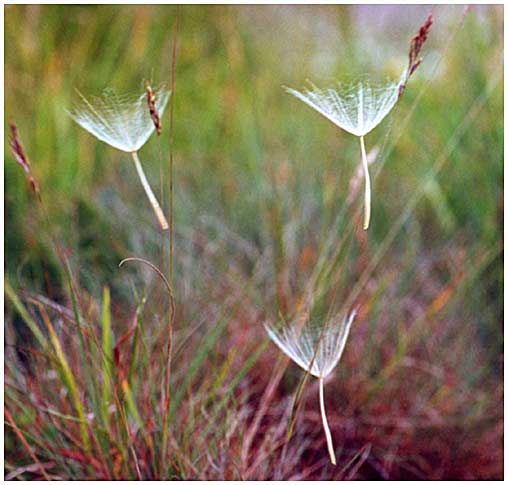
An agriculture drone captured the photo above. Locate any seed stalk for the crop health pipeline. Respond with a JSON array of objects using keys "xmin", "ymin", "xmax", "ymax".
[
  {"xmin": 359, "ymin": 135, "xmax": 371, "ymax": 230},
  {"xmin": 319, "ymin": 377, "xmax": 336, "ymax": 465},
  {"xmin": 131, "ymin": 151, "xmax": 168, "ymax": 230}
]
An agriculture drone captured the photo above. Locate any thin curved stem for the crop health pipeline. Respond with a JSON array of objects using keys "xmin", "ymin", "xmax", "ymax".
[
  {"xmin": 319, "ymin": 377, "xmax": 336, "ymax": 465},
  {"xmin": 359, "ymin": 135, "xmax": 371, "ymax": 230},
  {"xmin": 131, "ymin": 151, "xmax": 168, "ymax": 230}
]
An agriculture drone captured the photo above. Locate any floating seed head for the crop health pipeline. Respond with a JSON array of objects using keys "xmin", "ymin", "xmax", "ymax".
[
  {"xmin": 286, "ymin": 73, "xmax": 405, "ymax": 230},
  {"xmin": 265, "ymin": 308, "xmax": 357, "ymax": 465},
  {"xmin": 264, "ymin": 309, "xmax": 356, "ymax": 379},
  {"xmin": 68, "ymin": 84, "xmax": 170, "ymax": 152},
  {"xmin": 286, "ymin": 77, "xmax": 403, "ymax": 137}
]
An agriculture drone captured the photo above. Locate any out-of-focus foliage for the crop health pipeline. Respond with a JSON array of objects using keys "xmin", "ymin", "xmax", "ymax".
[{"xmin": 5, "ymin": 5, "xmax": 503, "ymax": 480}]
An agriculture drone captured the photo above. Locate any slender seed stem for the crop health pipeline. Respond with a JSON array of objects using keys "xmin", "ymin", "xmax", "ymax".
[
  {"xmin": 319, "ymin": 377, "xmax": 336, "ymax": 465},
  {"xmin": 359, "ymin": 135, "xmax": 371, "ymax": 230},
  {"xmin": 131, "ymin": 151, "xmax": 168, "ymax": 230}
]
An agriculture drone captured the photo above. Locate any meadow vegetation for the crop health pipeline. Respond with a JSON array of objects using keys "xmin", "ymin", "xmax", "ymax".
[{"xmin": 4, "ymin": 5, "xmax": 503, "ymax": 479}]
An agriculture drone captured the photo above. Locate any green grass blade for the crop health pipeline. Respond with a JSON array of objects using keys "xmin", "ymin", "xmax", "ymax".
[
  {"xmin": 101, "ymin": 286, "xmax": 113, "ymax": 428},
  {"xmin": 40, "ymin": 309, "xmax": 91, "ymax": 452},
  {"xmin": 5, "ymin": 279, "xmax": 47, "ymax": 348}
]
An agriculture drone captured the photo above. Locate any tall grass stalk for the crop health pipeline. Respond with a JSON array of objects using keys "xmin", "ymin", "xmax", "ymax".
[
  {"xmin": 131, "ymin": 151, "xmax": 168, "ymax": 230},
  {"xmin": 160, "ymin": 12, "xmax": 179, "ymax": 472}
]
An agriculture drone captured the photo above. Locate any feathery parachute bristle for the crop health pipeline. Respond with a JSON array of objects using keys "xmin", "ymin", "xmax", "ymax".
[
  {"xmin": 265, "ymin": 308, "xmax": 357, "ymax": 465},
  {"xmin": 285, "ymin": 77, "xmax": 402, "ymax": 137},
  {"xmin": 68, "ymin": 85, "xmax": 170, "ymax": 152},
  {"xmin": 264, "ymin": 309, "xmax": 356, "ymax": 379}
]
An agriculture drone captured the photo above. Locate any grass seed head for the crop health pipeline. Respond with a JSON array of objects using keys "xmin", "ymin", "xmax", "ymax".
[
  {"xmin": 9, "ymin": 122, "xmax": 39, "ymax": 195},
  {"xmin": 409, "ymin": 14, "xmax": 433, "ymax": 73},
  {"xmin": 399, "ymin": 13, "xmax": 433, "ymax": 99},
  {"xmin": 145, "ymin": 80, "xmax": 162, "ymax": 136}
]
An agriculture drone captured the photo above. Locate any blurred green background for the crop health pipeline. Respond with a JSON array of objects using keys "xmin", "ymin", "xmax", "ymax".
[
  {"xmin": 5, "ymin": 3, "xmax": 503, "ymax": 353},
  {"xmin": 5, "ymin": 4, "xmax": 503, "ymax": 479}
]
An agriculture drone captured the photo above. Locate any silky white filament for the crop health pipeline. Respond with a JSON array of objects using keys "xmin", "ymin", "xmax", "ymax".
[{"xmin": 68, "ymin": 86, "xmax": 170, "ymax": 153}]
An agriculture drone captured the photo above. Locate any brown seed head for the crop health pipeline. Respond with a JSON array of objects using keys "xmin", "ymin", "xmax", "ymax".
[
  {"xmin": 9, "ymin": 122, "xmax": 39, "ymax": 194},
  {"xmin": 408, "ymin": 14, "xmax": 433, "ymax": 77},
  {"xmin": 399, "ymin": 14, "xmax": 433, "ymax": 100},
  {"xmin": 145, "ymin": 81, "xmax": 162, "ymax": 136}
]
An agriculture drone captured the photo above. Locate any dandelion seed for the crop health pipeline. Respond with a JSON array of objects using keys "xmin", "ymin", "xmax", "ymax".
[
  {"xmin": 286, "ymin": 77, "xmax": 403, "ymax": 230},
  {"xmin": 287, "ymin": 15, "xmax": 432, "ymax": 231},
  {"xmin": 68, "ymin": 84, "xmax": 170, "ymax": 230},
  {"xmin": 264, "ymin": 309, "xmax": 356, "ymax": 465}
]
